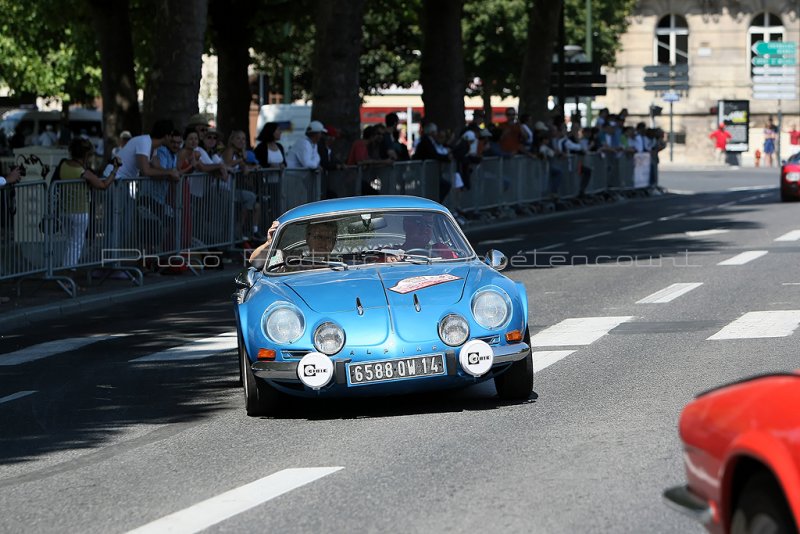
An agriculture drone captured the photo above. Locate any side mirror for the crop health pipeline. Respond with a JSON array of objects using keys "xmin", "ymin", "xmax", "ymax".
[
  {"xmin": 484, "ymin": 250, "xmax": 508, "ymax": 271},
  {"xmin": 235, "ymin": 266, "xmax": 258, "ymax": 289}
]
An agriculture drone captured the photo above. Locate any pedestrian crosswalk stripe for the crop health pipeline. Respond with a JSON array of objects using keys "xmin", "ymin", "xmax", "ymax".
[
  {"xmin": 0, "ymin": 335, "xmax": 128, "ymax": 366},
  {"xmin": 775, "ymin": 230, "xmax": 800, "ymax": 242},
  {"xmin": 130, "ymin": 331, "xmax": 237, "ymax": 362},
  {"xmin": 530, "ymin": 317, "xmax": 634, "ymax": 347},
  {"xmin": 125, "ymin": 467, "xmax": 343, "ymax": 534},
  {"xmin": 533, "ymin": 351, "xmax": 576, "ymax": 373},
  {"xmin": 708, "ymin": 311, "xmax": 800, "ymax": 340},
  {"xmin": 0, "ymin": 391, "xmax": 36, "ymax": 404},
  {"xmin": 637, "ymin": 283, "xmax": 703, "ymax": 304},
  {"xmin": 717, "ymin": 250, "xmax": 768, "ymax": 266}
]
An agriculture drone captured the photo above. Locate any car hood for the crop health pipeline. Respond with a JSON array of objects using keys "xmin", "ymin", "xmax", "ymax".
[{"xmin": 281, "ymin": 264, "xmax": 471, "ymax": 313}]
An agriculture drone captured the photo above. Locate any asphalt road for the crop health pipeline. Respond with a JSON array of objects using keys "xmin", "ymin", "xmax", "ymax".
[{"xmin": 1, "ymin": 167, "xmax": 797, "ymax": 533}]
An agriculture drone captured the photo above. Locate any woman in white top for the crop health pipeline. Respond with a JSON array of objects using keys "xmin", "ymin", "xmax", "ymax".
[{"xmin": 253, "ymin": 122, "xmax": 286, "ymax": 168}]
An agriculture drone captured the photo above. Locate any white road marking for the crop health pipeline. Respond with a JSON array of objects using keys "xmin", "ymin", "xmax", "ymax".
[
  {"xmin": 728, "ymin": 185, "xmax": 778, "ymax": 192},
  {"xmin": 782, "ymin": 283, "xmax": 800, "ymax": 286},
  {"xmin": 0, "ymin": 335, "xmax": 128, "ymax": 366},
  {"xmin": 130, "ymin": 331, "xmax": 237, "ymax": 362},
  {"xmin": 636, "ymin": 283, "xmax": 703, "ymax": 304},
  {"xmin": 575, "ymin": 231, "xmax": 612, "ymax": 242},
  {"xmin": 667, "ymin": 189, "xmax": 695, "ymax": 195},
  {"xmin": 533, "ymin": 351, "xmax": 576, "ymax": 373},
  {"xmin": 689, "ymin": 206, "xmax": 715, "ymax": 214},
  {"xmin": 717, "ymin": 250, "xmax": 768, "ymax": 266},
  {"xmin": 0, "ymin": 391, "xmax": 36, "ymax": 404},
  {"xmin": 525, "ymin": 242, "xmax": 565, "ymax": 253},
  {"xmin": 619, "ymin": 221, "xmax": 652, "ymax": 231},
  {"xmin": 530, "ymin": 317, "xmax": 634, "ymax": 347},
  {"xmin": 685, "ymin": 229, "xmax": 729, "ymax": 237},
  {"xmin": 775, "ymin": 230, "xmax": 800, "ymax": 242},
  {"xmin": 126, "ymin": 467, "xmax": 343, "ymax": 534},
  {"xmin": 658, "ymin": 212, "xmax": 686, "ymax": 221},
  {"xmin": 708, "ymin": 311, "xmax": 800, "ymax": 340}
]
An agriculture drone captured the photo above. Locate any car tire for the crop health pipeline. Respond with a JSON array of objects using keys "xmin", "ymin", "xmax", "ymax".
[
  {"xmin": 494, "ymin": 329, "xmax": 534, "ymax": 400},
  {"xmin": 730, "ymin": 471, "xmax": 797, "ymax": 534},
  {"xmin": 236, "ymin": 330, "xmax": 245, "ymax": 387},
  {"xmin": 241, "ymin": 336, "xmax": 281, "ymax": 416},
  {"xmin": 780, "ymin": 190, "xmax": 791, "ymax": 202}
]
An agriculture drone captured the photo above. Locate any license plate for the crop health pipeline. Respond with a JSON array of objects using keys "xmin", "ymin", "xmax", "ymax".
[{"xmin": 347, "ymin": 354, "xmax": 445, "ymax": 386}]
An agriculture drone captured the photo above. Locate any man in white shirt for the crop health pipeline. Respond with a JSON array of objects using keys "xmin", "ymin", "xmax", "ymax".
[
  {"xmin": 116, "ymin": 120, "xmax": 180, "ymax": 181},
  {"xmin": 0, "ymin": 166, "xmax": 21, "ymax": 187},
  {"xmin": 286, "ymin": 120, "xmax": 326, "ymax": 169},
  {"xmin": 37, "ymin": 125, "xmax": 58, "ymax": 147}
]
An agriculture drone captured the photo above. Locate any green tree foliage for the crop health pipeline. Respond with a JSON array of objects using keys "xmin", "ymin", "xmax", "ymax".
[
  {"xmin": 360, "ymin": 0, "xmax": 422, "ymax": 93},
  {"xmin": 564, "ymin": 0, "xmax": 636, "ymax": 67},
  {"xmin": 462, "ymin": 0, "xmax": 527, "ymax": 99},
  {"xmin": 0, "ymin": 0, "xmax": 100, "ymax": 104}
]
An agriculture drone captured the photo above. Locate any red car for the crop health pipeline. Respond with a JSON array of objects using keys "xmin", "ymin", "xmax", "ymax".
[
  {"xmin": 781, "ymin": 153, "xmax": 800, "ymax": 202},
  {"xmin": 663, "ymin": 372, "xmax": 800, "ymax": 533}
]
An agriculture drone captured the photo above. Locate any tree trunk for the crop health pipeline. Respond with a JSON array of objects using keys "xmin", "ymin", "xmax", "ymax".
[
  {"xmin": 142, "ymin": 0, "xmax": 208, "ymax": 134},
  {"xmin": 209, "ymin": 0, "xmax": 253, "ymax": 143},
  {"xmin": 519, "ymin": 0, "xmax": 563, "ymax": 122},
  {"xmin": 482, "ymin": 81, "xmax": 492, "ymax": 127},
  {"xmin": 311, "ymin": 0, "xmax": 366, "ymax": 160},
  {"xmin": 420, "ymin": 0, "xmax": 465, "ymax": 136},
  {"xmin": 89, "ymin": 0, "xmax": 142, "ymax": 160}
]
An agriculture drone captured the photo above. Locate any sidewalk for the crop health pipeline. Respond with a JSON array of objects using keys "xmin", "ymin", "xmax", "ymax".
[{"xmin": 0, "ymin": 264, "xmax": 235, "ymax": 334}]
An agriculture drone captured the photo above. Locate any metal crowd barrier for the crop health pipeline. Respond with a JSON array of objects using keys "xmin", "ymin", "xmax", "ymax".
[{"xmin": 1, "ymin": 154, "xmax": 656, "ymax": 296}]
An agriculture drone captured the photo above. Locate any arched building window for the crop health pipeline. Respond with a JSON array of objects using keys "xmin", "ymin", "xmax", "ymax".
[
  {"xmin": 655, "ymin": 15, "xmax": 689, "ymax": 65},
  {"xmin": 748, "ymin": 12, "xmax": 785, "ymax": 77}
]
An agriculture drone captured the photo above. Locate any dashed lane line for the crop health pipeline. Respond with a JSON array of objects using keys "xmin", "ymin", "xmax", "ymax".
[
  {"xmin": 658, "ymin": 212, "xmax": 686, "ymax": 221},
  {"xmin": 530, "ymin": 317, "xmax": 634, "ymax": 347},
  {"xmin": 126, "ymin": 467, "xmax": 344, "ymax": 534},
  {"xmin": 717, "ymin": 250, "xmax": 768, "ymax": 266},
  {"xmin": 0, "ymin": 335, "xmax": 129, "ymax": 366},
  {"xmin": 775, "ymin": 230, "xmax": 800, "ymax": 242},
  {"xmin": 130, "ymin": 331, "xmax": 237, "ymax": 362},
  {"xmin": 708, "ymin": 311, "xmax": 800, "ymax": 340},
  {"xmin": 619, "ymin": 221, "xmax": 653, "ymax": 231},
  {"xmin": 533, "ymin": 351, "xmax": 577, "ymax": 373},
  {"xmin": 574, "ymin": 231, "xmax": 612, "ymax": 242},
  {"xmin": 636, "ymin": 283, "xmax": 703, "ymax": 304},
  {"xmin": 0, "ymin": 391, "xmax": 36, "ymax": 405}
]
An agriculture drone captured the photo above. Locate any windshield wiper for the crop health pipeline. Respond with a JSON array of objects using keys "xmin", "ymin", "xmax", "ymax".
[
  {"xmin": 293, "ymin": 257, "xmax": 349, "ymax": 271},
  {"xmin": 360, "ymin": 249, "xmax": 432, "ymax": 265}
]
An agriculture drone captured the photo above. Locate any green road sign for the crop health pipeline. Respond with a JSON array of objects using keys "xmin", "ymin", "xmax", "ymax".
[
  {"xmin": 751, "ymin": 41, "xmax": 797, "ymax": 56},
  {"xmin": 752, "ymin": 56, "xmax": 797, "ymax": 67}
]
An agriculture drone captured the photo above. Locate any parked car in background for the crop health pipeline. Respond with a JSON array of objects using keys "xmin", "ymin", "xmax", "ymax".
[
  {"xmin": 663, "ymin": 372, "xmax": 800, "ymax": 534},
  {"xmin": 234, "ymin": 196, "xmax": 533, "ymax": 416},
  {"xmin": 780, "ymin": 152, "xmax": 800, "ymax": 202}
]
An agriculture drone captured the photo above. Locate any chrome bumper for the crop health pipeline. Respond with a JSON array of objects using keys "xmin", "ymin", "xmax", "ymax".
[
  {"xmin": 252, "ymin": 342, "xmax": 531, "ymax": 382},
  {"xmin": 663, "ymin": 486, "xmax": 712, "ymax": 525}
]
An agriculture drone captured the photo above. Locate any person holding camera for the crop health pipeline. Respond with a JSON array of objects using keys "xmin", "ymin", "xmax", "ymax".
[
  {"xmin": 0, "ymin": 166, "xmax": 22, "ymax": 187},
  {"xmin": 58, "ymin": 138, "xmax": 118, "ymax": 268}
]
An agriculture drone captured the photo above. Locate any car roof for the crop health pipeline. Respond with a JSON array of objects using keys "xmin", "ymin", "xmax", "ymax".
[{"xmin": 279, "ymin": 196, "xmax": 450, "ymax": 222}]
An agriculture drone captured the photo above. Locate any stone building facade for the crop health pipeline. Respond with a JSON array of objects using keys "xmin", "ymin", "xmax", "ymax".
[{"xmin": 600, "ymin": 0, "xmax": 799, "ymax": 164}]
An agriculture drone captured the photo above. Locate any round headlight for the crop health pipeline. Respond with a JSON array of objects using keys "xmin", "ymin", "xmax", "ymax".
[
  {"xmin": 471, "ymin": 288, "xmax": 511, "ymax": 329},
  {"xmin": 262, "ymin": 303, "xmax": 305, "ymax": 344},
  {"xmin": 439, "ymin": 314, "xmax": 470, "ymax": 346},
  {"xmin": 313, "ymin": 322, "xmax": 345, "ymax": 355}
]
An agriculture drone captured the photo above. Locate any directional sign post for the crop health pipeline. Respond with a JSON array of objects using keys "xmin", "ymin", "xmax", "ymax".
[
  {"xmin": 642, "ymin": 64, "xmax": 690, "ymax": 162},
  {"xmin": 750, "ymin": 41, "xmax": 799, "ymax": 162}
]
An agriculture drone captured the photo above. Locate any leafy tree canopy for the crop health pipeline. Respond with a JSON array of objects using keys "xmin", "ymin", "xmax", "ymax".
[{"xmin": 0, "ymin": 0, "xmax": 100, "ymax": 104}]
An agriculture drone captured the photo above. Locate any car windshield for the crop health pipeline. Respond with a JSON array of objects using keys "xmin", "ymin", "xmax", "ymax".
[
  {"xmin": 265, "ymin": 210, "xmax": 474, "ymax": 273},
  {"xmin": 788, "ymin": 152, "xmax": 800, "ymax": 164}
]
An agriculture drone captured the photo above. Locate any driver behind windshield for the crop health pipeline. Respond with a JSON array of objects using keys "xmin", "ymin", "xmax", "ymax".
[{"xmin": 393, "ymin": 214, "xmax": 457, "ymax": 260}]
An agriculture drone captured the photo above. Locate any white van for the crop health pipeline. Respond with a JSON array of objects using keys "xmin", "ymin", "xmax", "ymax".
[
  {"xmin": 0, "ymin": 108, "xmax": 103, "ymax": 146},
  {"xmin": 255, "ymin": 104, "xmax": 312, "ymax": 151}
]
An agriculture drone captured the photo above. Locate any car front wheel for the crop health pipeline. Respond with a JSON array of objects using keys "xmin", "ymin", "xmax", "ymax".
[
  {"xmin": 494, "ymin": 329, "xmax": 534, "ymax": 400},
  {"xmin": 241, "ymin": 338, "xmax": 281, "ymax": 416},
  {"xmin": 730, "ymin": 471, "xmax": 797, "ymax": 534}
]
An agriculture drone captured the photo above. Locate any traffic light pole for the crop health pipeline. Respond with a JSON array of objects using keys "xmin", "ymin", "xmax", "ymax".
[{"xmin": 669, "ymin": 101, "xmax": 674, "ymax": 162}]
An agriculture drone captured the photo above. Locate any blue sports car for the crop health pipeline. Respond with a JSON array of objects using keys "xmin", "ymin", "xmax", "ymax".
[{"xmin": 234, "ymin": 196, "xmax": 532, "ymax": 415}]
